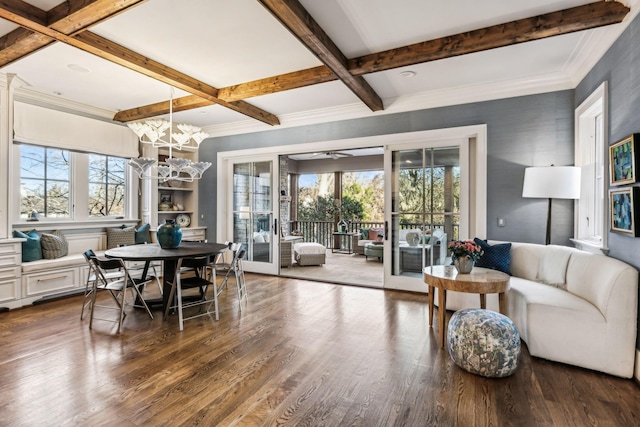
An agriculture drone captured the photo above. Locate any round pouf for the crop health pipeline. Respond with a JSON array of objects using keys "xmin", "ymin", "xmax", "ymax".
[{"xmin": 447, "ymin": 308, "xmax": 520, "ymax": 378}]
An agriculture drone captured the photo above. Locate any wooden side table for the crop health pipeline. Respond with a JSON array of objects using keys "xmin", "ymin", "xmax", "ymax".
[{"xmin": 423, "ymin": 265, "xmax": 510, "ymax": 348}]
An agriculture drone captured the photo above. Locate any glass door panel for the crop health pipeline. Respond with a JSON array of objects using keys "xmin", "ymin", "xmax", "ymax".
[
  {"xmin": 231, "ymin": 159, "xmax": 277, "ymax": 274},
  {"xmin": 386, "ymin": 144, "xmax": 462, "ymax": 290}
]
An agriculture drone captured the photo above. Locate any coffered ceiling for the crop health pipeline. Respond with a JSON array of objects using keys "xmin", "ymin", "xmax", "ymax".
[{"xmin": 0, "ymin": 0, "xmax": 637, "ymax": 137}]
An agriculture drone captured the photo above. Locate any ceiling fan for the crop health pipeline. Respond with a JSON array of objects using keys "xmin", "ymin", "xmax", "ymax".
[{"xmin": 312, "ymin": 151, "xmax": 354, "ymax": 159}]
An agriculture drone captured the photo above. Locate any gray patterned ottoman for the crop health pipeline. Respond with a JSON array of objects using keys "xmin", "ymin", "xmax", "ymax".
[{"xmin": 447, "ymin": 308, "xmax": 520, "ymax": 378}]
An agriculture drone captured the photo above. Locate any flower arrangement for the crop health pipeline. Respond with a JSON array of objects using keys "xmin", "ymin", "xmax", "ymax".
[{"xmin": 448, "ymin": 240, "xmax": 484, "ymax": 262}]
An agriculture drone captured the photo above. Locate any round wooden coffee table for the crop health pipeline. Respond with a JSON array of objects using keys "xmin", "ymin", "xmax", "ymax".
[{"xmin": 423, "ymin": 265, "xmax": 510, "ymax": 348}]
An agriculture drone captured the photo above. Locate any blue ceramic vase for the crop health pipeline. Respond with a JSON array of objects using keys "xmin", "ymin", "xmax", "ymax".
[{"xmin": 157, "ymin": 219, "xmax": 182, "ymax": 248}]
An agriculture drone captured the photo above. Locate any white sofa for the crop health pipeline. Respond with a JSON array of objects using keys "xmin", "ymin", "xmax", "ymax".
[{"xmin": 436, "ymin": 241, "xmax": 638, "ymax": 378}]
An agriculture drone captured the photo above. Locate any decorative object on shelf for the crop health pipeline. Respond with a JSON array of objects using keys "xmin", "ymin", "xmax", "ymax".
[
  {"xmin": 448, "ymin": 240, "xmax": 483, "ymax": 274},
  {"xmin": 522, "ymin": 165, "xmax": 581, "ymax": 245},
  {"xmin": 405, "ymin": 231, "xmax": 419, "ymax": 246},
  {"xmin": 609, "ymin": 134, "xmax": 639, "ymax": 186},
  {"xmin": 176, "ymin": 213, "xmax": 191, "ymax": 227},
  {"xmin": 127, "ymin": 87, "xmax": 212, "ymax": 183},
  {"xmin": 610, "ymin": 187, "xmax": 640, "ymax": 236},
  {"xmin": 157, "ymin": 219, "xmax": 182, "ymax": 248}
]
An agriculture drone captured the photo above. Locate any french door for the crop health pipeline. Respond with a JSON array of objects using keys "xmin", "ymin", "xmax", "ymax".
[
  {"xmin": 384, "ymin": 138, "xmax": 470, "ymax": 292},
  {"xmin": 226, "ymin": 155, "xmax": 279, "ymax": 275}
]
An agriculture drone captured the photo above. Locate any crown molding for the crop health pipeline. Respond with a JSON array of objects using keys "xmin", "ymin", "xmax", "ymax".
[
  {"xmin": 12, "ymin": 85, "xmax": 117, "ymax": 121},
  {"xmin": 564, "ymin": 1, "xmax": 640, "ymax": 86},
  {"xmin": 202, "ymin": 71, "xmax": 574, "ymax": 138}
]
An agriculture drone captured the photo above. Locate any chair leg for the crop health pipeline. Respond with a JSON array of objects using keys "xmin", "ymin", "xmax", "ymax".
[
  {"xmin": 80, "ymin": 269, "xmax": 94, "ymax": 320},
  {"xmin": 176, "ymin": 274, "xmax": 184, "ymax": 331}
]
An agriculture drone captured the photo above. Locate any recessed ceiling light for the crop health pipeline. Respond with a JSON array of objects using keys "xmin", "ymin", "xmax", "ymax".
[
  {"xmin": 53, "ymin": 91, "xmax": 62, "ymax": 96},
  {"xmin": 400, "ymin": 70, "xmax": 416, "ymax": 78},
  {"xmin": 67, "ymin": 64, "xmax": 90, "ymax": 73}
]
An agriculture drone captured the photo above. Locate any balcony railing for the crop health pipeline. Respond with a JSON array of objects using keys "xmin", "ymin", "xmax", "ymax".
[{"xmin": 289, "ymin": 220, "xmax": 458, "ymax": 249}]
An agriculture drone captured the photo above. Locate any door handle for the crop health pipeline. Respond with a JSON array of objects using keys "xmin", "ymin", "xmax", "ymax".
[
  {"xmin": 385, "ymin": 221, "xmax": 389, "ymax": 241},
  {"xmin": 274, "ymin": 218, "xmax": 278, "ymax": 235}
]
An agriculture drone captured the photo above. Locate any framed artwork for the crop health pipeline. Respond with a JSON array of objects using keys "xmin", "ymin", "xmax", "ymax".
[
  {"xmin": 610, "ymin": 187, "xmax": 640, "ymax": 236},
  {"xmin": 609, "ymin": 134, "xmax": 640, "ymax": 186}
]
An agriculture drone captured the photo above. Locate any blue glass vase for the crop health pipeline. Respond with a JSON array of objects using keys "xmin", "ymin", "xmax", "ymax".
[{"xmin": 157, "ymin": 219, "xmax": 182, "ymax": 248}]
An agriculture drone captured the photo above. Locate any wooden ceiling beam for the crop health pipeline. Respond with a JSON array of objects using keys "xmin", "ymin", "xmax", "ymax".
[
  {"xmin": 350, "ymin": 1, "xmax": 631, "ymax": 75},
  {"xmin": 0, "ymin": 3, "xmax": 280, "ymax": 126},
  {"xmin": 117, "ymin": 1, "xmax": 628, "ymax": 122},
  {"xmin": 258, "ymin": 0, "xmax": 383, "ymax": 111},
  {"xmin": 0, "ymin": 0, "xmax": 147, "ymax": 67}
]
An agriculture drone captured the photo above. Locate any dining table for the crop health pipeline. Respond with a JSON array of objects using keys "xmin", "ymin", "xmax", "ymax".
[{"xmin": 104, "ymin": 242, "xmax": 229, "ymax": 311}]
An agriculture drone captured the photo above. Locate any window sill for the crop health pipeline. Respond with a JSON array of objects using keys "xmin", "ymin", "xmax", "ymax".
[
  {"xmin": 13, "ymin": 218, "xmax": 140, "ymax": 231},
  {"xmin": 570, "ymin": 238, "xmax": 608, "ymax": 255}
]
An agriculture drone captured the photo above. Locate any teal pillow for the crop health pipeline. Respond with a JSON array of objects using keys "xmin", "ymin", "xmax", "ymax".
[
  {"xmin": 473, "ymin": 238, "xmax": 512, "ymax": 275},
  {"xmin": 13, "ymin": 229, "xmax": 43, "ymax": 262},
  {"xmin": 360, "ymin": 228, "xmax": 370, "ymax": 239},
  {"xmin": 135, "ymin": 223, "xmax": 152, "ymax": 244}
]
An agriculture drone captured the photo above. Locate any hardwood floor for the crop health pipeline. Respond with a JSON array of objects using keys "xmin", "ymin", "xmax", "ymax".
[{"xmin": 0, "ymin": 274, "xmax": 638, "ymax": 426}]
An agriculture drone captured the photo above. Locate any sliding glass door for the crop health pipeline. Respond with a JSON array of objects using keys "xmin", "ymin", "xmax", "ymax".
[
  {"xmin": 384, "ymin": 139, "xmax": 469, "ymax": 291},
  {"xmin": 228, "ymin": 156, "xmax": 279, "ymax": 275}
]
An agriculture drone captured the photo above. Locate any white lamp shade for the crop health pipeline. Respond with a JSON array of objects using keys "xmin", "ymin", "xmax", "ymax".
[{"xmin": 522, "ymin": 166, "xmax": 581, "ymax": 199}]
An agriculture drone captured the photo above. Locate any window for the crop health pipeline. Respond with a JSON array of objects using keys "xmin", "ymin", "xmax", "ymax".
[
  {"xmin": 575, "ymin": 82, "xmax": 607, "ymax": 251},
  {"xmin": 88, "ymin": 154, "xmax": 126, "ymax": 217},
  {"xmin": 16, "ymin": 144, "xmax": 133, "ymax": 222},
  {"xmin": 19, "ymin": 145, "xmax": 70, "ymax": 219}
]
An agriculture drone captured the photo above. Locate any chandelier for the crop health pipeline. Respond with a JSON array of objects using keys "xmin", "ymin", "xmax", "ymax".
[{"xmin": 127, "ymin": 89, "xmax": 212, "ymax": 182}]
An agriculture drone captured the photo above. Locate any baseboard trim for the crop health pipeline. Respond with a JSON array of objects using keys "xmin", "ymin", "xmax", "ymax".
[{"xmin": 32, "ymin": 289, "xmax": 85, "ymax": 305}]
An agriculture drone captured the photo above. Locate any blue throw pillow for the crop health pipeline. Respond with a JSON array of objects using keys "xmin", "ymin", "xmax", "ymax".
[
  {"xmin": 13, "ymin": 229, "xmax": 43, "ymax": 262},
  {"xmin": 473, "ymin": 238, "xmax": 512, "ymax": 275},
  {"xmin": 135, "ymin": 223, "xmax": 152, "ymax": 244}
]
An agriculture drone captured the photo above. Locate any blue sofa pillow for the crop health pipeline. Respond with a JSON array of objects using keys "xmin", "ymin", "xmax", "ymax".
[
  {"xmin": 13, "ymin": 229, "xmax": 43, "ymax": 262},
  {"xmin": 135, "ymin": 223, "xmax": 152, "ymax": 244},
  {"xmin": 473, "ymin": 238, "xmax": 512, "ymax": 275}
]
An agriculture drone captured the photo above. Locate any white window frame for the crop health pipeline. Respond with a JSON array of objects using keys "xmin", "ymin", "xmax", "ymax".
[
  {"xmin": 12, "ymin": 143, "xmax": 138, "ymax": 226},
  {"xmin": 573, "ymin": 82, "xmax": 608, "ymax": 253}
]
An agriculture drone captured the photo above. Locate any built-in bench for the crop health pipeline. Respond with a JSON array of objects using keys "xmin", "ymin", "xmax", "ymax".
[{"xmin": 17, "ymin": 231, "xmax": 107, "ymax": 307}]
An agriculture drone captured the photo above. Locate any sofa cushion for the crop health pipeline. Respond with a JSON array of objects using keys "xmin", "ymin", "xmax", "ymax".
[
  {"xmin": 41, "ymin": 230, "xmax": 69, "ymax": 259},
  {"xmin": 474, "ymin": 238, "xmax": 511, "ymax": 275},
  {"xmin": 107, "ymin": 225, "xmax": 135, "ymax": 249},
  {"xmin": 537, "ymin": 245, "xmax": 573, "ymax": 286},
  {"xmin": 13, "ymin": 229, "xmax": 43, "ymax": 262}
]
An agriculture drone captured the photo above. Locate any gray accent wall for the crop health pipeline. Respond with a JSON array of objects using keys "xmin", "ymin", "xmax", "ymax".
[
  {"xmin": 199, "ymin": 90, "xmax": 575, "ymax": 247},
  {"xmin": 199, "ymin": 7, "xmax": 640, "ymax": 356},
  {"xmin": 575, "ymin": 11, "xmax": 640, "ymax": 350}
]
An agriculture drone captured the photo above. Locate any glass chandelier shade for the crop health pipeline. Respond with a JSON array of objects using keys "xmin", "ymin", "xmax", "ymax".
[{"xmin": 127, "ymin": 88, "xmax": 212, "ymax": 182}]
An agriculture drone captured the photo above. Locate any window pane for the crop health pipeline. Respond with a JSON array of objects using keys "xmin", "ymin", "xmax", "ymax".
[
  {"xmin": 20, "ymin": 145, "xmax": 70, "ymax": 218},
  {"xmin": 45, "ymin": 182, "xmax": 70, "ymax": 217},
  {"xmin": 20, "ymin": 145, "xmax": 44, "ymax": 179},
  {"xmin": 88, "ymin": 154, "xmax": 126, "ymax": 217}
]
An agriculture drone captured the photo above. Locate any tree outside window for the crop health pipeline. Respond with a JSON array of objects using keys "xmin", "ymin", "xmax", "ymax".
[
  {"xmin": 20, "ymin": 145, "xmax": 70, "ymax": 219},
  {"xmin": 88, "ymin": 154, "xmax": 126, "ymax": 217}
]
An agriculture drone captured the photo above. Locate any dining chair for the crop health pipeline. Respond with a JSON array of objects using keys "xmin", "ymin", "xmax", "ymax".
[
  {"xmin": 80, "ymin": 249, "xmax": 124, "ymax": 320},
  {"xmin": 208, "ymin": 245, "xmax": 248, "ymax": 310},
  {"xmin": 164, "ymin": 256, "xmax": 218, "ymax": 331},
  {"xmin": 206, "ymin": 242, "xmax": 241, "ymax": 292},
  {"xmin": 89, "ymin": 256, "xmax": 154, "ymax": 333}
]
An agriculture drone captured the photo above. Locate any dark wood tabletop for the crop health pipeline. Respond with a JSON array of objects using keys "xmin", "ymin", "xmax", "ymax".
[
  {"xmin": 104, "ymin": 242, "xmax": 228, "ymax": 261},
  {"xmin": 105, "ymin": 242, "xmax": 229, "ymax": 311}
]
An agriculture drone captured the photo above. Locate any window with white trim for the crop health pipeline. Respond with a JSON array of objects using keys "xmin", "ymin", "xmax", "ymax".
[
  {"xmin": 17, "ymin": 143, "xmax": 132, "ymax": 222},
  {"xmin": 575, "ymin": 82, "xmax": 607, "ymax": 251}
]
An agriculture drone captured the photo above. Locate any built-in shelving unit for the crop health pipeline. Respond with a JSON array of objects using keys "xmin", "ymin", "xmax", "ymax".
[{"xmin": 140, "ymin": 145, "xmax": 206, "ymax": 242}]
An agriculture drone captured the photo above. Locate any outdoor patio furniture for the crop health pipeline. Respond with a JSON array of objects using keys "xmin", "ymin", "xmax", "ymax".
[
  {"xmin": 294, "ymin": 242, "xmax": 326, "ymax": 266},
  {"xmin": 364, "ymin": 242, "xmax": 383, "ymax": 261}
]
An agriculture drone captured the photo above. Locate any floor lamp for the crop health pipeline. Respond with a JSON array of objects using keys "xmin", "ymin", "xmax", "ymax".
[{"xmin": 522, "ymin": 166, "xmax": 581, "ymax": 245}]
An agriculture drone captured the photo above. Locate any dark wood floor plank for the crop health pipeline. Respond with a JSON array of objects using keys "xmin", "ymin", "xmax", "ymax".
[{"xmin": 0, "ymin": 273, "xmax": 638, "ymax": 426}]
